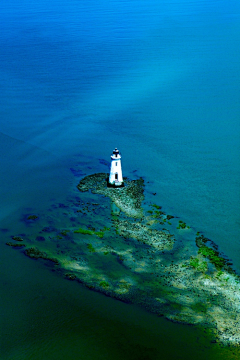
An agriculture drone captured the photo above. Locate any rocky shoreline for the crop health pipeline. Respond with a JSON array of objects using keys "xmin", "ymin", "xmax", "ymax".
[{"xmin": 6, "ymin": 172, "xmax": 240, "ymax": 347}]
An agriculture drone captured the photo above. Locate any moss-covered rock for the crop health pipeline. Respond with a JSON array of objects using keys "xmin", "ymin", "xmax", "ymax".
[
  {"xmin": 6, "ymin": 242, "xmax": 25, "ymax": 248},
  {"xmin": 177, "ymin": 220, "xmax": 190, "ymax": 229},
  {"xmin": 11, "ymin": 236, "xmax": 24, "ymax": 241},
  {"xmin": 25, "ymin": 247, "xmax": 59, "ymax": 264},
  {"xmin": 99, "ymin": 281, "xmax": 109, "ymax": 288}
]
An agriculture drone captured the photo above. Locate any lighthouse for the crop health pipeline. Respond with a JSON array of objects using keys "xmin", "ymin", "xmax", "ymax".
[{"xmin": 109, "ymin": 148, "xmax": 124, "ymax": 187}]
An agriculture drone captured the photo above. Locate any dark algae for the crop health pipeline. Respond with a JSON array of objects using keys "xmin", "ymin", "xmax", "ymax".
[
  {"xmin": 87, "ymin": 244, "xmax": 96, "ymax": 252},
  {"xmin": 11, "ymin": 236, "xmax": 24, "ymax": 241},
  {"xmin": 196, "ymin": 234, "xmax": 235, "ymax": 272},
  {"xmin": 6, "ymin": 172, "xmax": 240, "ymax": 346},
  {"xmin": 6, "ymin": 242, "xmax": 26, "ymax": 248},
  {"xmin": 25, "ymin": 247, "xmax": 59, "ymax": 264},
  {"xmin": 177, "ymin": 220, "xmax": 190, "ymax": 229},
  {"xmin": 27, "ymin": 215, "xmax": 38, "ymax": 220},
  {"xmin": 65, "ymin": 273, "xmax": 77, "ymax": 280}
]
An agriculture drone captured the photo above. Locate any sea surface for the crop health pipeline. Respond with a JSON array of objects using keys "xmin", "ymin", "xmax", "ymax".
[{"xmin": 0, "ymin": 0, "xmax": 240, "ymax": 359}]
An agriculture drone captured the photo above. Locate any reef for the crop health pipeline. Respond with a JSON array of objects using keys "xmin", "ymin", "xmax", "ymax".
[
  {"xmin": 77, "ymin": 173, "xmax": 144, "ymax": 218},
  {"xmin": 6, "ymin": 172, "xmax": 240, "ymax": 347}
]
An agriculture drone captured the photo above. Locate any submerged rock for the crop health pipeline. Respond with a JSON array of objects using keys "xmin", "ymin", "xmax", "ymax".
[
  {"xmin": 27, "ymin": 215, "xmax": 38, "ymax": 220},
  {"xmin": 65, "ymin": 273, "xmax": 77, "ymax": 280},
  {"xmin": 25, "ymin": 247, "xmax": 59, "ymax": 264},
  {"xmin": 36, "ymin": 236, "xmax": 45, "ymax": 242},
  {"xmin": 11, "ymin": 236, "xmax": 24, "ymax": 241},
  {"xmin": 6, "ymin": 242, "xmax": 25, "ymax": 248}
]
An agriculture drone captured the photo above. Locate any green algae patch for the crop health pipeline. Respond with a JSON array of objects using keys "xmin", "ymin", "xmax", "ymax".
[
  {"xmin": 99, "ymin": 281, "xmax": 109, "ymax": 288},
  {"xmin": 189, "ymin": 257, "xmax": 208, "ymax": 273},
  {"xmin": 87, "ymin": 243, "xmax": 96, "ymax": 252},
  {"xmin": 195, "ymin": 234, "xmax": 233, "ymax": 272},
  {"xmin": 216, "ymin": 270, "xmax": 224, "ymax": 279},
  {"xmin": 198, "ymin": 246, "xmax": 225, "ymax": 270},
  {"xmin": 74, "ymin": 228, "xmax": 95, "ymax": 235},
  {"xmin": 74, "ymin": 226, "xmax": 108, "ymax": 238},
  {"xmin": 177, "ymin": 220, "xmax": 190, "ymax": 229},
  {"xmin": 148, "ymin": 204, "xmax": 166, "ymax": 219},
  {"xmin": 152, "ymin": 210, "xmax": 165, "ymax": 218},
  {"xmin": 151, "ymin": 204, "xmax": 162, "ymax": 210}
]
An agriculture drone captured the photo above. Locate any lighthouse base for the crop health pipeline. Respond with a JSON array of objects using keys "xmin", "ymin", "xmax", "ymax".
[{"xmin": 107, "ymin": 181, "xmax": 124, "ymax": 188}]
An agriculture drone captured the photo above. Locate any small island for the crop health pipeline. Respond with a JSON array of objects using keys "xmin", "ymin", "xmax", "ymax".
[{"xmin": 6, "ymin": 162, "xmax": 240, "ymax": 347}]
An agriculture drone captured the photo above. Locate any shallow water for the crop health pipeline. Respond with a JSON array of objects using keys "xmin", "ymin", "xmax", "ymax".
[{"xmin": 1, "ymin": 0, "xmax": 240, "ymax": 358}]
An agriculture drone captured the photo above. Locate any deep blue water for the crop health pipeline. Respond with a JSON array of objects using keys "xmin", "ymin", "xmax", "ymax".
[{"xmin": 0, "ymin": 1, "xmax": 240, "ymax": 359}]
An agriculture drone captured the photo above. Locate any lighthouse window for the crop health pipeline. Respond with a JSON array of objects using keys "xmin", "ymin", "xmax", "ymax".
[{"xmin": 116, "ymin": 162, "xmax": 117, "ymax": 166}]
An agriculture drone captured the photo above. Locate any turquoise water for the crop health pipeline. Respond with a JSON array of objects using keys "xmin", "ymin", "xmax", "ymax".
[{"xmin": 1, "ymin": 1, "xmax": 240, "ymax": 358}]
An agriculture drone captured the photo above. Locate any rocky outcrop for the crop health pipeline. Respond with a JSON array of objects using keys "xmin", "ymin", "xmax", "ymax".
[
  {"xmin": 6, "ymin": 172, "xmax": 240, "ymax": 347},
  {"xmin": 77, "ymin": 173, "xmax": 144, "ymax": 218}
]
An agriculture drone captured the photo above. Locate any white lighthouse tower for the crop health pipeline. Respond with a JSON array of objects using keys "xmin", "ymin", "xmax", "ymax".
[{"xmin": 109, "ymin": 148, "xmax": 123, "ymax": 187}]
